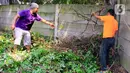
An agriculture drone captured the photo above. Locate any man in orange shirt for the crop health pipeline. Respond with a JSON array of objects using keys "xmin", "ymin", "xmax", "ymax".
[{"xmin": 93, "ymin": 9, "xmax": 118, "ymax": 73}]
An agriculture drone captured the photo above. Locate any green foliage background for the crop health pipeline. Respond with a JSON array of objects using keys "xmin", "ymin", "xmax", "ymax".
[{"xmin": 21, "ymin": 0, "xmax": 104, "ymax": 4}]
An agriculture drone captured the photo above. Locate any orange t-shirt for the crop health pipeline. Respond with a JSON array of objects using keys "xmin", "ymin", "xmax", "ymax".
[{"xmin": 99, "ymin": 15, "xmax": 118, "ymax": 38}]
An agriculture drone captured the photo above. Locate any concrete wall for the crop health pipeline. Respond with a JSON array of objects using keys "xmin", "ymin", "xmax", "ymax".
[
  {"xmin": 57, "ymin": 5, "xmax": 104, "ymax": 38},
  {"xmin": 0, "ymin": 5, "xmax": 55, "ymax": 36},
  {"xmin": 0, "ymin": 5, "xmax": 104, "ymax": 38},
  {"xmin": 118, "ymin": 1, "xmax": 130, "ymax": 72}
]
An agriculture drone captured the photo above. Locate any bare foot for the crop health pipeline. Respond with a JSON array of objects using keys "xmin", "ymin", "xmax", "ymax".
[
  {"xmin": 27, "ymin": 50, "xmax": 30, "ymax": 53},
  {"xmin": 12, "ymin": 49, "xmax": 17, "ymax": 54},
  {"xmin": 97, "ymin": 71, "xmax": 108, "ymax": 73}
]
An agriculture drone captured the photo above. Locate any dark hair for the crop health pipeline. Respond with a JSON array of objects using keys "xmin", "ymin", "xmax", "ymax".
[{"xmin": 108, "ymin": 9, "xmax": 115, "ymax": 16}]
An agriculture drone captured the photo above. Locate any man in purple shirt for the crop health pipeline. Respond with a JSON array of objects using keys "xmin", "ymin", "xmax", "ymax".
[{"xmin": 11, "ymin": 3, "xmax": 54, "ymax": 53}]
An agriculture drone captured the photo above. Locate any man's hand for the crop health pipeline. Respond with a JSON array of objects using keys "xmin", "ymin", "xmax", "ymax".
[
  {"xmin": 41, "ymin": 18, "xmax": 55, "ymax": 29},
  {"xmin": 50, "ymin": 23, "xmax": 55, "ymax": 29},
  {"xmin": 92, "ymin": 12, "xmax": 95, "ymax": 16},
  {"xmin": 11, "ymin": 24, "xmax": 15, "ymax": 30},
  {"xmin": 92, "ymin": 12, "xmax": 100, "ymax": 19}
]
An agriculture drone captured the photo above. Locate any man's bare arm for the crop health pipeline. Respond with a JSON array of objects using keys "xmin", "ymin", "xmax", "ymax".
[
  {"xmin": 11, "ymin": 14, "xmax": 20, "ymax": 30},
  {"xmin": 92, "ymin": 12, "xmax": 101, "ymax": 19},
  {"xmin": 41, "ymin": 18, "xmax": 55, "ymax": 28}
]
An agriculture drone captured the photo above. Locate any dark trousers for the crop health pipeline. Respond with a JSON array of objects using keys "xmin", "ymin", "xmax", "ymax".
[{"xmin": 100, "ymin": 37, "xmax": 115, "ymax": 71}]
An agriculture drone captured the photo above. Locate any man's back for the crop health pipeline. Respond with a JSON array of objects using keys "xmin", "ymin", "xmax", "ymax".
[{"xmin": 99, "ymin": 15, "xmax": 118, "ymax": 38}]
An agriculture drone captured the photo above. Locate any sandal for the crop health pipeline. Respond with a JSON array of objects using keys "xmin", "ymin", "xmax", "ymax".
[{"xmin": 97, "ymin": 71, "xmax": 108, "ymax": 73}]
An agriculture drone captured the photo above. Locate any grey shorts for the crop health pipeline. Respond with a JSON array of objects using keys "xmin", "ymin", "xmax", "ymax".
[{"xmin": 14, "ymin": 27, "xmax": 31, "ymax": 46}]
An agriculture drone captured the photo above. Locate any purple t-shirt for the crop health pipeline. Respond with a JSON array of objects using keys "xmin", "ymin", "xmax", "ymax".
[{"xmin": 15, "ymin": 9, "xmax": 42, "ymax": 30}]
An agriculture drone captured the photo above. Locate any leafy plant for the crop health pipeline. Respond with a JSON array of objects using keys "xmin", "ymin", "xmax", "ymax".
[{"xmin": 0, "ymin": 31, "xmax": 100, "ymax": 73}]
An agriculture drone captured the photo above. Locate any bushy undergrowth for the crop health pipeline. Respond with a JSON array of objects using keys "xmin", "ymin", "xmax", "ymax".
[{"xmin": 0, "ymin": 32, "xmax": 101, "ymax": 73}]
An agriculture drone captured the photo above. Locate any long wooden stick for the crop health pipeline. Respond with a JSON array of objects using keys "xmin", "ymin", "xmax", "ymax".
[{"xmin": 80, "ymin": 7, "xmax": 105, "ymax": 35}]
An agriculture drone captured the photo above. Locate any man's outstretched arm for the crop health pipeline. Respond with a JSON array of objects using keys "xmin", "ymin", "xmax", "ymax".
[{"xmin": 41, "ymin": 18, "xmax": 55, "ymax": 28}]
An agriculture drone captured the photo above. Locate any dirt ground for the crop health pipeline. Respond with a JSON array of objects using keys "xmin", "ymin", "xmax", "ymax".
[{"xmin": 111, "ymin": 64, "xmax": 128, "ymax": 73}]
